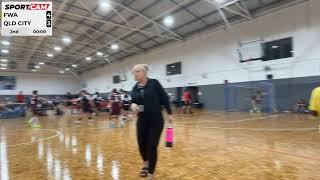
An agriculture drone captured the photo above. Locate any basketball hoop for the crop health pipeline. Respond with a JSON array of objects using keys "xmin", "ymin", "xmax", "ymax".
[{"xmin": 238, "ymin": 39, "xmax": 264, "ymax": 63}]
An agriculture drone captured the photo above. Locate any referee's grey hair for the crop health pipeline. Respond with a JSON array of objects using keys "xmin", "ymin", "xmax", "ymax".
[{"xmin": 133, "ymin": 64, "xmax": 149, "ymax": 74}]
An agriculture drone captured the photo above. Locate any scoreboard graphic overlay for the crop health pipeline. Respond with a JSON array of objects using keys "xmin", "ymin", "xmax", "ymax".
[{"xmin": 1, "ymin": 1, "xmax": 52, "ymax": 36}]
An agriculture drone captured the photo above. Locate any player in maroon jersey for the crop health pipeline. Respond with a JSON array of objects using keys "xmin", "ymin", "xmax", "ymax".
[
  {"xmin": 108, "ymin": 89, "xmax": 123, "ymax": 128},
  {"xmin": 27, "ymin": 90, "xmax": 48, "ymax": 128}
]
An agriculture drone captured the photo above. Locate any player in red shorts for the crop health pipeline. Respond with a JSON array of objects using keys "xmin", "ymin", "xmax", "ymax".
[
  {"xmin": 108, "ymin": 89, "xmax": 123, "ymax": 128},
  {"xmin": 182, "ymin": 89, "xmax": 192, "ymax": 114}
]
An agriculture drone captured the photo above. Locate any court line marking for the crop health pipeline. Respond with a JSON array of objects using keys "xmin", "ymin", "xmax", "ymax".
[
  {"xmin": 175, "ymin": 114, "xmax": 319, "ymax": 131},
  {"xmin": 178, "ymin": 115, "xmax": 280, "ymax": 124},
  {"xmin": 190, "ymin": 134, "xmax": 320, "ymax": 161},
  {"xmin": 192, "ymin": 126, "xmax": 318, "ymax": 131},
  {"xmin": 3, "ymin": 129, "xmax": 61, "ymax": 147},
  {"xmin": 174, "ymin": 112, "xmax": 276, "ymax": 120},
  {"xmin": 174, "ymin": 111, "xmax": 272, "ymax": 116},
  {"xmin": 174, "ymin": 114, "xmax": 320, "ymax": 160},
  {"xmin": 8, "ymin": 117, "xmax": 317, "ymax": 162},
  {"xmin": 179, "ymin": 126, "xmax": 319, "ymax": 131},
  {"xmin": 62, "ymin": 115, "xmax": 280, "ymax": 133},
  {"xmin": 174, "ymin": 111, "xmax": 229, "ymax": 116},
  {"xmin": 176, "ymin": 121, "xmax": 319, "ymax": 131},
  {"xmin": 66, "ymin": 115, "xmax": 276, "ymax": 132},
  {"xmin": 60, "ymin": 122, "xmax": 131, "ymax": 132}
]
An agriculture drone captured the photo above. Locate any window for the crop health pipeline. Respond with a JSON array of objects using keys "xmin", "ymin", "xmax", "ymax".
[
  {"xmin": 263, "ymin": 37, "xmax": 293, "ymax": 61},
  {"xmin": 113, "ymin": 75, "xmax": 121, "ymax": 84},
  {"xmin": 166, "ymin": 62, "xmax": 181, "ymax": 76},
  {"xmin": 80, "ymin": 82, "xmax": 87, "ymax": 88}
]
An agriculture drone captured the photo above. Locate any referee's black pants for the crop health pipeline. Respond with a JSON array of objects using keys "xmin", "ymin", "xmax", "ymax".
[{"xmin": 137, "ymin": 113, "xmax": 164, "ymax": 174}]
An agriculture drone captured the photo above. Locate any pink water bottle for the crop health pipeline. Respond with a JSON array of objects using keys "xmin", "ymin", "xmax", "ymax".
[{"xmin": 165, "ymin": 126, "xmax": 173, "ymax": 147}]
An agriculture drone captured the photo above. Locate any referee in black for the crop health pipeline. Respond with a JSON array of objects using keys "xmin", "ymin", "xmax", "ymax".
[{"xmin": 131, "ymin": 64, "xmax": 173, "ymax": 180}]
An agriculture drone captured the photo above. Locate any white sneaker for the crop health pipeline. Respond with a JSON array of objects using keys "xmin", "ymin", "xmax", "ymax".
[
  {"xmin": 27, "ymin": 117, "xmax": 34, "ymax": 124},
  {"xmin": 109, "ymin": 122, "xmax": 116, "ymax": 128},
  {"xmin": 119, "ymin": 121, "xmax": 125, "ymax": 128},
  {"xmin": 147, "ymin": 174, "xmax": 154, "ymax": 180}
]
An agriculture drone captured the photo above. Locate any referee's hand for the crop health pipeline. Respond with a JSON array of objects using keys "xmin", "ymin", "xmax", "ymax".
[
  {"xmin": 168, "ymin": 115, "xmax": 174, "ymax": 124},
  {"xmin": 130, "ymin": 103, "xmax": 139, "ymax": 114}
]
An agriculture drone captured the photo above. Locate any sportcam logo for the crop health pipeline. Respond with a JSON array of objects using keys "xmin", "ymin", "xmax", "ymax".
[{"xmin": 4, "ymin": 4, "xmax": 50, "ymax": 10}]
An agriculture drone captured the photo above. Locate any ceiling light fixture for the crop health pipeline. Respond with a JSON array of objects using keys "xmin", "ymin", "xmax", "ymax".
[
  {"xmin": 65, "ymin": 67, "xmax": 70, "ymax": 71},
  {"xmin": 85, "ymin": 57, "xmax": 92, "ymax": 61},
  {"xmin": 99, "ymin": 0, "xmax": 112, "ymax": 12},
  {"xmin": 47, "ymin": 53, "xmax": 54, "ymax": 57},
  {"xmin": 96, "ymin": 51, "xmax": 103, "ymax": 57},
  {"xmin": 34, "ymin": 65, "xmax": 40, "ymax": 69},
  {"xmin": 163, "ymin": 16, "xmax": 175, "ymax": 27},
  {"xmin": 59, "ymin": 70, "xmax": 65, "ymax": 74},
  {"xmin": 1, "ymin": 41, "xmax": 10, "ymax": 46},
  {"xmin": 39, "ymin": 62, "xmax": 45, "ymax": 65},
  {"xmin": 62, "ymin": 37, "xmax": 72, "ymax": 45},
  {"xmin": 111, "ymin": 44, "xmax": 119, "ymax": 50},
  {"xmin": 72, "ymin": 64, "xmax": 77, "ymax": 68},
  {"xmin": 0, "ymin": 67, "xmax": 7, "ymax": 70},
  {"xmin": 1, "ymin": 49, "xmax": 9, "ymax": 54},
  {"xmin": 1, "ymin": 59, "xmax": 8, "ymax": 62},
  {"xmin": 215, "ymin": 0, "xmax": 227, "ymax": 3},
  {"xmin": 54, "ymin": 46, "xmax": 62, "ymax": 52}
]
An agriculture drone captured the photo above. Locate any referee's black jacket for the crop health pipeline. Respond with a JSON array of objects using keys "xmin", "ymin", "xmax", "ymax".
[{"xmin": 131, "ymin": 78, "xmax": 172, "ymax": 119}]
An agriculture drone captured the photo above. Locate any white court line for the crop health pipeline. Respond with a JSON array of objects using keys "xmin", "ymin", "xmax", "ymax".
[
  {"xmin": 175, "ymin": 111, "xmax": 261, "ymax": 116},
  {"xmin": 176, "ymin": 114, "xmax": 227, "ymax": 119},
  {"xmin": 71, "ymin": 126, "xmax": 114, "ymax": 132},
  {"xmin": 175, "ymin": 111, "xmax": 235, "ymax": 116},
  {"xmin": 175, "ymin": 115, "xmax": 319, "ymax": 131},
  {"xmin": 4, "ymin": 129, "xmax": 61, "ymax": 147},
  {"xmin": 179, "ymin": 115, "xmax": 280, "ymax": 124},
  {"xmin": 187, "ymin": 126, "xmax": 319, "ymax": 131},
  {"xmin": 174, "ymin": 111, "xmax": 225, "ymax": 116},
  {"xmin": 175, "ymin": 112, "xmax": 272, "ymax": 120},
  {"xmin": 62, "ymin": 122, "xmax": 131, "ymax": 132}
]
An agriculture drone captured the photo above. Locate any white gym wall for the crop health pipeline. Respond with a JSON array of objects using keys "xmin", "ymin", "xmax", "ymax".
[
  {"xmin": 81, "ymin": 0, "xmax": 320, "ymax": 93},
  {"xmin": 0, "ymin": 66, "xmax": 81, "ymax": 95}
]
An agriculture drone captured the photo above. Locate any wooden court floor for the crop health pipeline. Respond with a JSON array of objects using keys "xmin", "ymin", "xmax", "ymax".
[{"xmin": 0, "ymin": 110, "xmax": 320, "ymax": 180}]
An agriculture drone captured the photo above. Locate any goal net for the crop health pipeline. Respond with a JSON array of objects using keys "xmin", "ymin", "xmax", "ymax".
[{"xmin": 224, "ymin": 81, "xmax": 275, "ymax": 113}]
